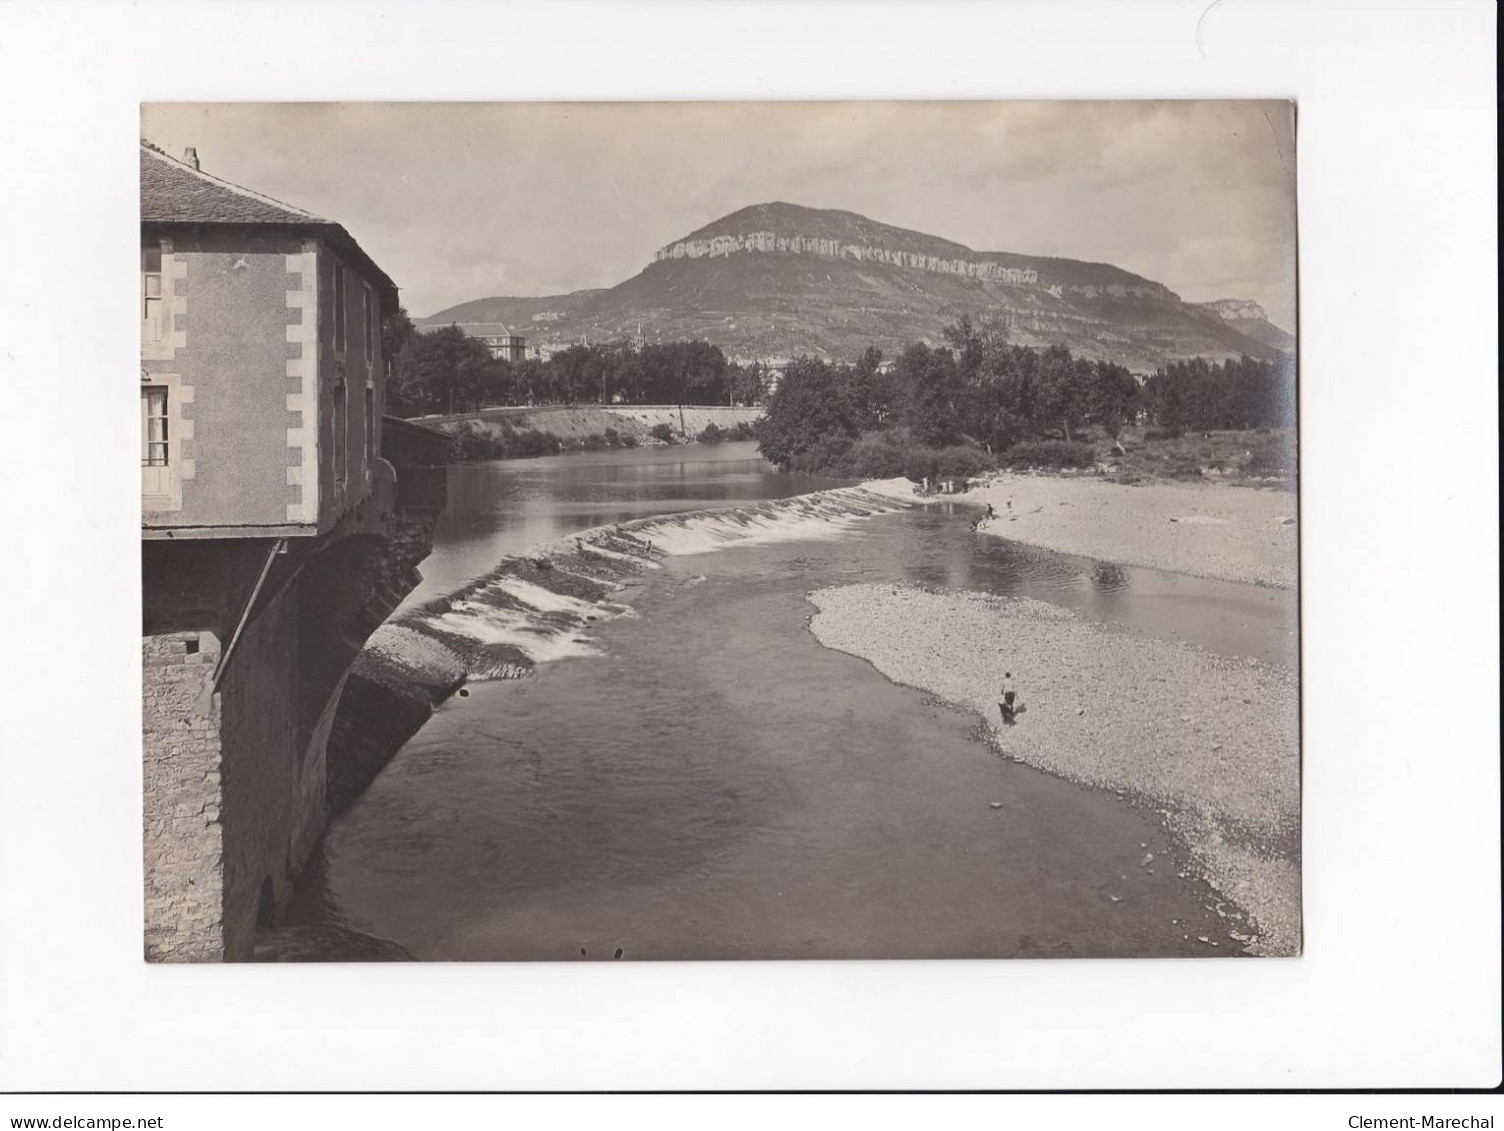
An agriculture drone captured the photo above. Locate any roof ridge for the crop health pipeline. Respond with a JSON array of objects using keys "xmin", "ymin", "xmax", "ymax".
[
  {"xmin": 140, "ymin": 141, "xmax": 326, "ymax": 222},
  {"xmin": 446, "ymin": 320, "xmax": 519, "ymax": 335}
]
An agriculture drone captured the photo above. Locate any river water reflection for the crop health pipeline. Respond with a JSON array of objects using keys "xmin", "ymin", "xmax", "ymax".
[{"xmin": 400, "ymin": 441, "xmax": 846, "ymax": 609}]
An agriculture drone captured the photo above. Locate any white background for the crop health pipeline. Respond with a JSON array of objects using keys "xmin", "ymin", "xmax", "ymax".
[{"xmin": 0, "ymin": 0, "xmax": 1497, "ymax": 1101}]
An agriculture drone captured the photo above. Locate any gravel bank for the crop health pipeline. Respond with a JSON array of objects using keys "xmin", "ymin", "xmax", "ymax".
[
  {"xmin": 807, "ymin": 582, "xmax": 1301, "ymax": 955},
  {"xmin": 863, "ymin": 474, "xmax": 1298, "ymax": 589}
]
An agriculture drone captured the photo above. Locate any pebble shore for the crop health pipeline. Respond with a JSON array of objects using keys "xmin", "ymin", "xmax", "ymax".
[
  {"xmin": 807, "ymin": 583, "xmax": 1301, "ymax": 955},
  {"xmin": 863, "ymin": 474, "xmax": 1298, "ymax": 589}
]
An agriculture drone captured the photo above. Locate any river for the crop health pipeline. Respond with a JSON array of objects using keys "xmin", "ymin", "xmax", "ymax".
[
  {"xmin": 295, "ymin": 441, "xmax": 1296, "ymax": 960},
  {"xmin": 399, "ymin": 441, "xmax": 846, "ymax": 610}
]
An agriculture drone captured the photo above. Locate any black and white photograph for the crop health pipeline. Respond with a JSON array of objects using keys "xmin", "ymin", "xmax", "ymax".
[
  {"xmin": 139, "ymin": 100, "xmax": 1301, "ymax": 963},
  {"xmin": 1, "ymin": 0, "xmax": 1497, "ymax": 1105}
]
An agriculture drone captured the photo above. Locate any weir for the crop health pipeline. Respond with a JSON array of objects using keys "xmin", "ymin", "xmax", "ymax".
[{"xmin": 317, "ymin": 486, "xmax": 917, "ymax": 823}]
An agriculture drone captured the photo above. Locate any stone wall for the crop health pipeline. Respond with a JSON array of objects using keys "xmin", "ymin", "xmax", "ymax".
[
  {"xmin": 320, "ymin": 495, "xmax": 448, "ymax": 820},
  {"xmin": 324, "ymin": 660, "xmax": 445, "ymax": 820},
  {"xmin": 215, "ymin": 585, "xmax": 305, "ymax": 961},
  {"xmin": 142, "ymin": 631, "xmax": 224, "ymax": 962},
  {"xmin": 419, "ymin": 404, "xmax": 763, "ymax": 445},
  {"xmin": 357, "ymin": 511, "xmax": 434, "ymax": 614},
  {"xmin": 142, "ymin": 512, "xmax": 440, "ymax": 960},
  {"xmin": 143, "ymin": 581, "xmax": 311, "ymax": 963},
  {"xmin": 601, "ymin": 404, "xmax": 764, "ymax": 436}
]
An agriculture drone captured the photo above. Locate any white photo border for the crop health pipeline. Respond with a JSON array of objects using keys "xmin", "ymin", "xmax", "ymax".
[{"xmin": 0, "ymin": 0, "xmax": 1497, "ymax": 1092}]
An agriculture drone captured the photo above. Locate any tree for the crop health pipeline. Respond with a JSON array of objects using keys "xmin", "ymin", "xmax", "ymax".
[
  {"xmin": 1034, "ymin": 345, "xmax": 1090, "ymax": 441},
  {"xmin": 482, "ymin": 356, "xmax": 517, "ymax": 407},
  {"xmin": 948, "ymin": 318, "xmax": 1020, "ymax": 452},
  {"xmin": 730, "ymin": 360, "xmax": 769, "ymax": 407},
  {"xmin": 678, "ymin": 340, "xmax": 730, "ymax": 406},
  {"xmin": 611, "ymin": 346, "xmax": 649, "ymax": 404},
  {"xmin": 637, "ymin": 339, "xmax": 730, "ymax": 412},
  {"xmin": 944, "ymin": 314, "xmax": 985, "ymax": 382},
  {"xmin": 897, "ymin": 343, "xmax": 966, "ymax": 447},
  {"xmin": 383, "ymin": 306, "xmax": 417, "ymax": 363},
  {"xmin": 985, "ymin": 344, "xmax": 1044, "ymax": 450},
  {"xmin": 1139, "ymin": 354, "xmax": 1295, "ymax": 434},
  {"xmin": 1250, "ymin": 353, "xmax": 1297, "ymax": 429},
  {"xmin": 511, "ymin": 358, "xmax": 546, "ymax": 406},
  {"xmin": 1185, "ymin": 357, "xmax": 1223, "ymax": 432},
  {"xmin": 380, "ymin": 308, "xmax": 420, "ymax": 414},
  {"xmin": 1088, "ymin": 360, "xmax": 1141, "ymax": 454},
  {"xmin": 754, "ymin": 357, "xmax": 859, "ymax": 468},
  {"xmin": 843, "ymin": 346, "xmax": 900, "ymax": 428},
  {"xmin": 550, "ymin": 344, "xmax": 609, "ymax": 405},
  {"xmin": 389, "ymin": 325, "xmax": 492, "ymax": 415}
]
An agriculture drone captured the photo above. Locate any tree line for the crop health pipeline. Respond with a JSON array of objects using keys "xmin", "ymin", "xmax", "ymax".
[
  {"xmin": 382, "ymin": 311, "xmax": 769, "ymax": 416},
  {"xmin": 382, "ymin": 310, "xmax": 1296, "ymax": 470},
  {"xmin": 1141, "ymin": 355, "xmax": 1295, "ymax": 435},
  {"xmin": 755, "ymin": 315, "xmax": 1295, "ymax": 473}
]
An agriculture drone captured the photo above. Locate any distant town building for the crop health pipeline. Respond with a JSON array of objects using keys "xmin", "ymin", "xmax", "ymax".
[
  {"xmin": 442, "ymin": 321, "xmax": 527, "ymax": 362},
  {"xmin": 140, "ymin": 141, "xmax": 446, "ymax": 961}
]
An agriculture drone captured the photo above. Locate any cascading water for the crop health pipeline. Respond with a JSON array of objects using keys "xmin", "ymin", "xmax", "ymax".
[{"xmin": 369, "ymin": 484, "xmax": 918, "ymax": 687}]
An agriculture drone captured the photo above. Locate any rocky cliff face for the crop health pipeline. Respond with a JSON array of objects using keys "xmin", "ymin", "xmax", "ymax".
[
  {"xmin": 656, "ymin": 231, "xmax": 1044, "ymax": 288},
  {"xmin": 1194, "ymin": 298, "xmax": 1269, "ymax": 322},
  {"xmin": 1192, "ymin": 299, "xmax": 1295, "ymax": 353},
  {"xmin": 423, "ymin": 202, "xmax": 1289, "ymax": 371}
]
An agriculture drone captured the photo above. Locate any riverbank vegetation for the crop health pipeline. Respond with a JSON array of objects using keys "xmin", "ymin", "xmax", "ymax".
[
  {"xmin": 448, "ymin": 418, "xmax": 650, "ymax": 462},
  {"xmin": 754, "ymin": 316, "xmax": 1296, "ymax": 481},
  {"xmin": 443, "ymin": 412, "xmax": 758, "ymax": 463},
  {"xmin": 696, "ymin": 420, "xmax": 758, "ymax": 444},
  {"xmin": 382, "ymin": 312, "xmax": 769, "ymax": 416}
]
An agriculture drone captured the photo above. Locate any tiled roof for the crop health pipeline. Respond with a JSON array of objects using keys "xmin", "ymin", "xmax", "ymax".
[
  {"xmin": 141, "ymin": 143, "xmax": 325, "ymax": 225},
  {"xmin": 139, "ymin": 140, "xmax": 400, "ymax": 308},
  {"xmin": 449, "ymin": 322, "xmax": 523, "ymax": 338}
]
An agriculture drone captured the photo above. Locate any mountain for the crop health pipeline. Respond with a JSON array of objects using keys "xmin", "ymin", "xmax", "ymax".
[
  {"xmin": 420, "ymin": 202, "xmax": 1291, "ymax": 372},
  {"xmin": 1190, "ymin": 299, "xmax": 1296, "ymax": 353}
]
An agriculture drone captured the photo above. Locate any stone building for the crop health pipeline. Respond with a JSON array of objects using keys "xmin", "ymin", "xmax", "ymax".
[
  {"xmin": 140, "ymin": 142, "xmax": 446, "ymax": 961},
  {"xmin": 444, "ymin": 320, "xmax": 527, "ymax": 362}
]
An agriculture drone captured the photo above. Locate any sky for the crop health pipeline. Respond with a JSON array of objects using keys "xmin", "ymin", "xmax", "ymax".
[{"xmin": 142, "ymin": 101, "xmax": 1297, "ymax": 330}]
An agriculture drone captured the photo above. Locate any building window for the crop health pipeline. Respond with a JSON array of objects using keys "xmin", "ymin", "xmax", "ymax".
[
  {"xmin": 333, "ymin": 262, "xmax": 347, "ymax": 352},
  {"xmin": 363, "ymin": 284, "xmax": 374, "ymax": 363},
  {"xmin": 141, "ymin": 384, "xmax": 172, "ymax": 501},
  {"xmin": 364, "ymin": 384, "xmax": 375, "ymax": 472},
  {"xmin": 332, "ymin": 374, "xmax": 348, "ymax": 495},
  {"xmin": 142, "ymin": 386, "xmax": 169, "ymax": 466},
  {"xmin": 142, "ymin": 249, "xmax": 163, "ymax": 342}
]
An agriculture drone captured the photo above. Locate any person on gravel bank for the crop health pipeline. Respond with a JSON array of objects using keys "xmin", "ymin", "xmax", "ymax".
[{"xmin": 999, "ymin": 672, "xmax": 1023, "ymax": 725}]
